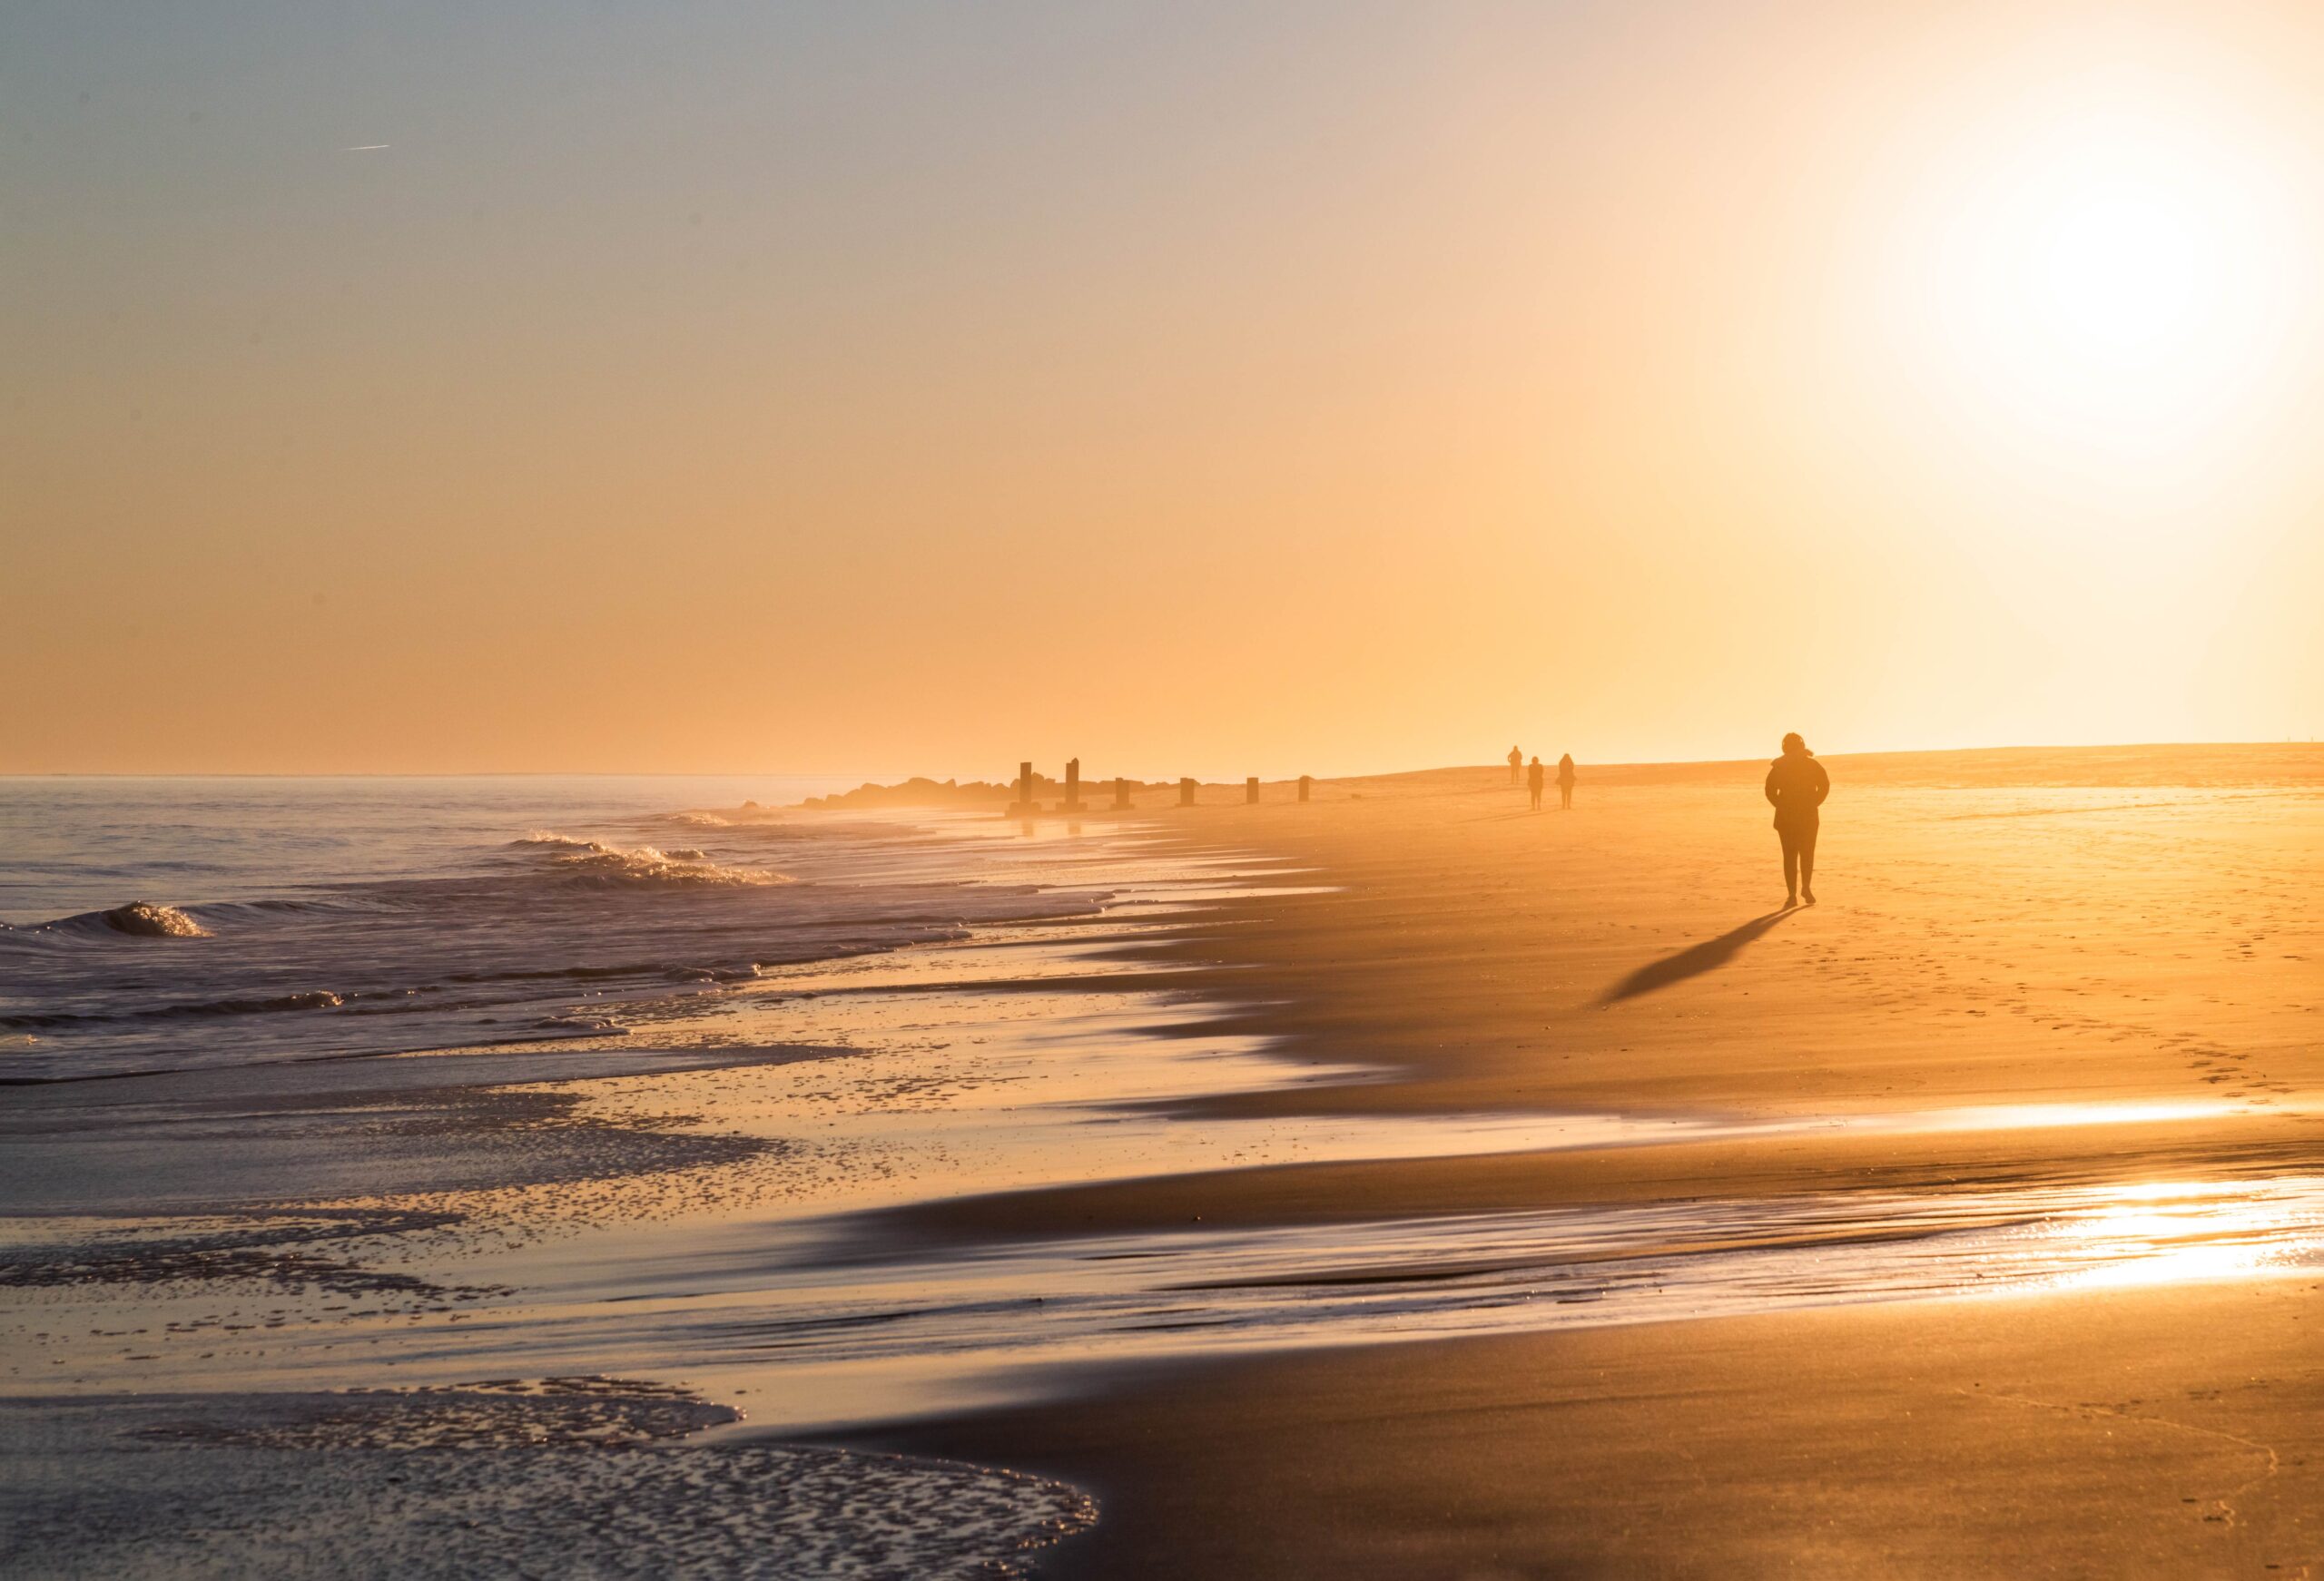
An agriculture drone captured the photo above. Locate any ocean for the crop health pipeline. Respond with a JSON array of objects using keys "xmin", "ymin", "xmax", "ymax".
[{"xmin": 0, "ymin": 777, "xmax": 1094, "ymax": 1082}]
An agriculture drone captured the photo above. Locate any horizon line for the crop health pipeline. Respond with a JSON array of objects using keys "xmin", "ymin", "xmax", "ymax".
[{"xmin": 3, "ymin": 737, "xmax": 2318, "ymax": 783}]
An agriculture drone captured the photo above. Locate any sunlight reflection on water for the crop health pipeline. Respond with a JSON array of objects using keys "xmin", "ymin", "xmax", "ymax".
[
  {"xmin": 251, "ymin": 1172, "xmax": 2324, "ymax": 1431},
  {"xmin": 696, "ymin": 1173, "xmax": 2324, "ymax": 1425}
]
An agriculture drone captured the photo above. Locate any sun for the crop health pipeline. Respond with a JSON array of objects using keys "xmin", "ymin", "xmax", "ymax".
[
  {"xmin": 2029, "ymin": 179, "xmax": 2210, "ymax": 368},
  {"xmin": 1882, "ymin": 68, "xmax": 2309, "ymax": 474}
]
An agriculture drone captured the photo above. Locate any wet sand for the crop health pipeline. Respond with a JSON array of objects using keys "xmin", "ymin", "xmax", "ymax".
[
  {"xmin": 836, "ymin": 745, "xmax": 2324, "ymax": 1576},
  {"xmin": 879, "ymin": 1277, "xmax": 2324, "ymax": 1578}
]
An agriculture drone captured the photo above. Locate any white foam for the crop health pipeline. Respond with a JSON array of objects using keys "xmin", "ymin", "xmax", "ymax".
[{"xmin": 512, "ymin": 831, "xmax": 785, "ymax": 888}]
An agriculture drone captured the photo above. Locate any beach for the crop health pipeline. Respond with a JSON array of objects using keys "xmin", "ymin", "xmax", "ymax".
[
  {"xmin": 4, "ymin": 747, "xmax": 2321, "ymax": 1576},
  {"xmin": 22, "ymin": 1, "xmax": 2324, "ymax": 1571},
  {"xmin": 842, "ymin": 745, "xmax": 2324, "ymax": 1576}
]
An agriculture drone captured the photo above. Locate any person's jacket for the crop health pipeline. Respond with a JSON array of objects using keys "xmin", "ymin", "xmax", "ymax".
[{"xmin": 1764, "ymin": 753, "xmax": 1829, "ymax": 830}]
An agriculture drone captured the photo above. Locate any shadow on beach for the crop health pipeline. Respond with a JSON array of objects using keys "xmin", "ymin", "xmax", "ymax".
[{"xmin": 1601, "ymin": 910, "xmax": 1792, "ymax": 1003}]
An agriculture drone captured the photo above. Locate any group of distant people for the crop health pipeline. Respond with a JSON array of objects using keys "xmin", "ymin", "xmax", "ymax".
[
  {"xmin": 1508, "ymin": 747, "xmax": 1577, "ymax": 813},
  {"xmin": 1509, "ymin": 732, "xmax": 1830, "ymax": 908}
]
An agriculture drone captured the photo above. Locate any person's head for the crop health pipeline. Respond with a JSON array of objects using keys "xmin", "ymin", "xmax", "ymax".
[
  {"xmin": 1781, "ymin": 732, "xmax": 1808, "ymax": 756},
  {"xmin": 1530, "ymin": 755, "xmax": 1540, "ymax": 765}
]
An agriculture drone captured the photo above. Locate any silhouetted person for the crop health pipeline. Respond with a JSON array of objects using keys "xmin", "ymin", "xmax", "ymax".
[
  {"xmin": 1764, "ymin": 732, "xmax": 1829, "ymax": 906},
  {"xmin": 1556, "ymin": 753, "xmax": 1576, "ymax": 810},
  {"xmin": 1527, "ymin": 755, "xmax": 1545, "ymax": 811},
  {"xmin": 1507, "ymin": 745, "xmax": 1523, "ymax": 786}
]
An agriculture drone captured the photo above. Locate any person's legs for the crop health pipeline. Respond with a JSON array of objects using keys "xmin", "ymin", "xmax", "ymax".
[
  {"xmin": 1799, "ymin": 823, "xmax": 1818, "ymax": 901},
  {"xmin": 1779, "ymin": 826, "xmax": 1800, "ymax": 902},
  {"xmin": 1560, "ymin": 785, "xmax": 1572, "ymax": 810}
]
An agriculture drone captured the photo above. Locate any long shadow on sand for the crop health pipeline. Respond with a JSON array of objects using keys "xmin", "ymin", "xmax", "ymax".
[{"xmin": 1600, "ymin": 910, "xmax": 1792, "ymax": 1003}]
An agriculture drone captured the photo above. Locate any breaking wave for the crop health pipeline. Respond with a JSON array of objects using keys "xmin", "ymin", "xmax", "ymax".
[
  {"xmin": 510, "ymin": 832, "xmax": 785, "ymax": 889},
  {"xmin": 528, "ymin": 1015, "xmax": 627, "ymax": 1036},
  {"xmin": 176, "ymin": 989, "xmax": 345, "ymax": 1016},
  {"xmin": 10, "ymin": 901, "xmax": 213, "ymax": 940}
]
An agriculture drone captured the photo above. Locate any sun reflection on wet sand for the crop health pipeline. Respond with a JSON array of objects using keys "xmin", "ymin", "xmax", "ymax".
[
  {"xmin": 103, "ymin": 1170, "xmax": 2322, "ymax": 1433},
  {"xmin": 1848, "ymin": 1100, "xmax": 2291, "ymax": 1132},
  {"xmin": 2043, "ymin": 1179, "xmax": 2323, "ymax": 1292}
]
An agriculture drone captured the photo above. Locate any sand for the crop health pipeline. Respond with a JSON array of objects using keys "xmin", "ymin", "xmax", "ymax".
[
  {"xmin": 832, "ymin": 746, "xmax": 2324, "ymax": 1576},
  {"xmin": 877, "ymin": 1277, "xmax": 2324, "ymax": 1578}
]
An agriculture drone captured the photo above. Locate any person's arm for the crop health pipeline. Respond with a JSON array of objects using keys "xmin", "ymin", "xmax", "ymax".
[
  {"xmin": 1811, "ymin": 761, "xmax": 1830, "ymax": 806},
  {"xmin": 1764, "ymin": 763, "xmax": 1781, "ymax": 807}
]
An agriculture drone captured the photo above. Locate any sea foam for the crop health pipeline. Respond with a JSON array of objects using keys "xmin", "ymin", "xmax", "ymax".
[{"xmin": 511, "ymin": 832, "xmax": 784, "ymax": 889}]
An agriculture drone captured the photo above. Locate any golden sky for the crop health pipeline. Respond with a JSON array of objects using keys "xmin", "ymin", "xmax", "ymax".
[{"xmin": 5, "ymin": 0, "xmax": 2321, "ymax": 777}]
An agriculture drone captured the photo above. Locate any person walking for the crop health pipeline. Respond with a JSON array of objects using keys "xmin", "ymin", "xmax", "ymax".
[
  {"xmin": 1555, "ymin": 753, "xmax": 1577, "ymax": 810},
  {"xmin": 1527, "ymin": 755, "xmax": 1545, "ymax": 811},
  {"xmin": 1764, "ymin": 732, "xmax": 1829, "ymax": 906}
]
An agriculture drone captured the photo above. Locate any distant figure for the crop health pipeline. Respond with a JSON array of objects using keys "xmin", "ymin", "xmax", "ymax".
[
  {"xmin": 1764, "ymin": 732, "xmax": 1830, "ymax": 906},
  {"xmin": 1556, "ymin": 753, "xmax": 1576, "ymax": 810},
  {"xmin": 1507, "ymin": 745, "xmax": 1523, "ymax": 785},
  {"xmin": 1527, "ymin": 755, "xmax": 1545, "ymax": 811}
]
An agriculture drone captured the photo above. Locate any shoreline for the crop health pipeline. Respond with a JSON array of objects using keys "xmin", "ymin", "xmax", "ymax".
[
  {"xmin": 7, "ymin": 748, "xmax": 2324, "ymax": 1575},
  {"xmin": 818, "ymin": 749, "xmax": 2323, "ymax": 1575},
  {"xmin": 2, "ymin": 809, "xmax": 1327, "ymax": 1575}
]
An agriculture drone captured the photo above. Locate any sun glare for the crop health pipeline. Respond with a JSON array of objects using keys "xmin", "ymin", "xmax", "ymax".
[
  {"xmin": 2033, "ymin": 181, "xmax": 2210, "ymax": 366},
  {"xmin": 1884, "ymin": 66, "xmax": 2310, "ymax": 475}
]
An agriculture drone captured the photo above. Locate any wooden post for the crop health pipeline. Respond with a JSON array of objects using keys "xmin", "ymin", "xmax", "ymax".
[
  {"xmin": 1113, "ymin": 777, "xmax": 1131, "ymax": 810},
  {"xmin": 1178, "ymin": 777, "xmax": 1196, "ymax": 807},
  {"xmin": 1246, "ymin": 777, "xmax": 1260, "ymax": 804},
  {"xmin": 1298, "ymin": 774, "xmax": 1312, "ymax": 802}
]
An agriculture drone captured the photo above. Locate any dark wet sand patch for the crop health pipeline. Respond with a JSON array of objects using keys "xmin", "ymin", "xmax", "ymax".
[{"xmin": 846, "ymin": 1275, "xmax": 2324, "ymax": 1579}]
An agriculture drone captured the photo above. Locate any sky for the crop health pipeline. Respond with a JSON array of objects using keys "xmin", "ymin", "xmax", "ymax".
[{"xmin": 5, "ymin": 0, "xmax": 2323, "ymax": 778}]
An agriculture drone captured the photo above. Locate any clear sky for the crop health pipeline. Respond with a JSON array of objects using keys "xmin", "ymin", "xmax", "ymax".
[{"xmin": 6, "ymin": 0, "xmax": 2322, "ymax": 777}]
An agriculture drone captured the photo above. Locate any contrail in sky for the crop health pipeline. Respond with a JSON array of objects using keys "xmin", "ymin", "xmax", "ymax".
[{"xmin": 341, "ymin": 143, "xmax": 389, "ymax": 152}]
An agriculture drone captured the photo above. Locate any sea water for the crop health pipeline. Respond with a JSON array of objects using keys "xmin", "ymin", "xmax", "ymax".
[{"xmin": 0, "ymin": 776, "xmax": 1113, "ymax": 1081}]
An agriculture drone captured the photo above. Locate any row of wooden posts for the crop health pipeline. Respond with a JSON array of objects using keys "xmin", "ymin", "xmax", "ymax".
[{"xmin": 1008, "ymin": 759, "xmax": 1311, "ymax": 816}]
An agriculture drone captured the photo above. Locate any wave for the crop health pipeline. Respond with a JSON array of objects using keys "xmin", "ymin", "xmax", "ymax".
[
  {"xmin": 667, "ymin": 810, "xmax": 729, "ymax": 827},
  {"xmin": 529, "ymin": 1014, "xmax": 627, "ymax": 1036},
  {"xmin": 176, "ymin": 988, "xmax": 345, "ymax": 1016},
  {"xmin": 510, "ymin": 832, "xmax": 785, "ymax": 889},
  {"xmin": 1, "ymin": 988, "xmax": 345, "ymax": 1031},
  {"xmin": 5, "ymin": 901, "xmax": 213, "ymax": 940}
]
